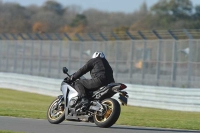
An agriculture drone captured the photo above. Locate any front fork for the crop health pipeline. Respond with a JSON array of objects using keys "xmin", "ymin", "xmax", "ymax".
[
  {"xmin": 57, "ymin": 95, "xmax": 64, "ymax": 104},
  {"xmin": 55, "ymin": 95, "xmax": 64, "ymax": 110}
]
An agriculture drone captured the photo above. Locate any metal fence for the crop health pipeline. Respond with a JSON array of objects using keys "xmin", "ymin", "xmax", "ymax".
[
  {"xmin": 0, "ymin": 39, "xmax": 200, "ymax": 88},
  {"xmin": 0, "ymin": 29, "xmax": 200, "ymax": 41}
]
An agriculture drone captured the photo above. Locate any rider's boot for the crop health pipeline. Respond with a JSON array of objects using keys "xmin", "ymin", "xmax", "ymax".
[
  {"xmin": 76, "ymin": 97, "xmax": 89, "ymax": 111},
  {"xmin": 80, "ymin": 97, "xmax": 89, "ymax": 109}
]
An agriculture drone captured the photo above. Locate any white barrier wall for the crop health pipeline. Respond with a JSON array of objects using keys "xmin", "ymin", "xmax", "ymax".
[{"xmin": 0, "ymin": 73, "xmax": 200, "ymax": 112}]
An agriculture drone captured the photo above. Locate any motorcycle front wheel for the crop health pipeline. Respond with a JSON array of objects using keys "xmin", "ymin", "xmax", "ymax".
[
  {"xmin": 93, "ymin": 98, "xmax": 121, "ymax": 128},
  {"xmin": 47, "ymin": 97, "xmax": 65, "ymax": 124}
]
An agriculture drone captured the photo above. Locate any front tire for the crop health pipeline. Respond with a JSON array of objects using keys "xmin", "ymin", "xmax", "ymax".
[
  {"xmin": 93, "ymin": 98, "xmax": 121, "ymax": 128},
  {"xmin": 47, "ymin": 97, "xmax": 65, "ymax": 124}
]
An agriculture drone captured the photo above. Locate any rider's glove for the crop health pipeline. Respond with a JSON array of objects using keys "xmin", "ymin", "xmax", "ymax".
[
  {"xmin": 64, "ymin": 77, "xmax": 72, "ymax": 83},
  {"xmin": 70, "ymin": 74, "xmax": 75, "ymax": 82},
  {"xmin": 64, "ymin": 74, "xmax": 75, "ymax": 83}
]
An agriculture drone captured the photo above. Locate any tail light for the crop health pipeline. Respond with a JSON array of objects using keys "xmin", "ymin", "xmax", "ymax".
[{"xmin": 120, "ymin": 84, "xmax": 127, "ymax": 90}]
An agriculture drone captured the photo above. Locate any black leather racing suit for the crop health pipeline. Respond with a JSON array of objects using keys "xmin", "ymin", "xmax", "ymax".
[{"xmin": 72, "ymin": 57, "xmax": 115, "ymax": 98}]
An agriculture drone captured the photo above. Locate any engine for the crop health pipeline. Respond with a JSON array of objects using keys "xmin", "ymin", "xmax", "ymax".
[{"xmin": 69, "ymin": 96, "xmax": 78, "ymax": 108}]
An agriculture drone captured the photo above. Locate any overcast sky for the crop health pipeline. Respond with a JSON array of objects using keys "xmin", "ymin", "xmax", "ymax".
[{"xmin": 2, "ymin": 0, "xmax": 200, "ymax": 13}]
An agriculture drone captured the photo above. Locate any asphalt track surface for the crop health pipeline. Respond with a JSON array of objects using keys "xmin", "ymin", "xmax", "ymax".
[{"xmin": 0, "ymin": 116, "xmax": 199, "ymax": 133}]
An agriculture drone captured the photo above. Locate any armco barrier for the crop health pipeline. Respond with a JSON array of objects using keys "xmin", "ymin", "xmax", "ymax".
[{"xmin": 0, "ymin": 72, "xmax": 200, "ymax": 112}]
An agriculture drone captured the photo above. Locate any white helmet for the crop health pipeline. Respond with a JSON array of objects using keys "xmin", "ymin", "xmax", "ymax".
[{"xmin": 92, "ymin": 51, "xmax": 105, "ymax": 58}]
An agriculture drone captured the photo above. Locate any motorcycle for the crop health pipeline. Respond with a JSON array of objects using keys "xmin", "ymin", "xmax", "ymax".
[{"xmin": 47, "ymin": 67, "xmax": 128, "ymax": 128}]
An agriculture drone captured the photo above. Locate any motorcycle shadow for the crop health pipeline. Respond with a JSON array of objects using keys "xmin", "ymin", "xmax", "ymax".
[
  {"xmin": 60, "ymin": 122, "xmax": 199, "ymax": 132},
  {"xmin": 60, "ymin": 122, "xmax": 96, "ymax": 128}
]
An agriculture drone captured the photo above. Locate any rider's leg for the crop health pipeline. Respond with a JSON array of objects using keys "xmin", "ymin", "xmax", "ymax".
[
  {"xmin": 79, "ymin": 78, "xmax": 104, "ymax": 90},
  {"xmin": 74, "ymin": 81, "xmax": 89, "ymax": 110},
  {"xmin": 74, "ymin": 81, "xmax": 86, "ymax": 97},
  {"xmin": 74, "ymin": 78, "xmax": 104, "ymax": 110}
]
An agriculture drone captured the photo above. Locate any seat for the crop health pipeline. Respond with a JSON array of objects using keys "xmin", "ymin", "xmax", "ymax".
[
  {"xmin": 88, "ymin": 86, "xmax": 108, "ymax": 96},
  {"xmin": 107, "ymin": 83, "xmax": 122, "ymax": 86}
]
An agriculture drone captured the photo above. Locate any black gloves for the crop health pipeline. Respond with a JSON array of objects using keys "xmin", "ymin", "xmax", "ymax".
[
  {"xmin": 64, "ymin": 74, "xmax": 75, "ymax": 83},
  {"xmin": 70, "ymin": 74, "xmax": 76, "ymax": 81},
  {"xmin": 64, "ymin": 77, "xmax": 72, "ymax": 83}
]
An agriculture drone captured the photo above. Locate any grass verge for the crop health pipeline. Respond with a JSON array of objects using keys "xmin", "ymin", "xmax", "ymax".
[
  {"xmin": 0, "ymin": 88, "xmax": 200, "ymax": 130},
  {"xmin": 0, "ymin": 131, "xmax": 24, "ymax": 133}
]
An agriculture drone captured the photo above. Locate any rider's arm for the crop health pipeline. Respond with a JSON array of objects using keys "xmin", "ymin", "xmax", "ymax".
[{"xmin": 72, "ymin": 59, "xmax": 94, "ymax": 80}]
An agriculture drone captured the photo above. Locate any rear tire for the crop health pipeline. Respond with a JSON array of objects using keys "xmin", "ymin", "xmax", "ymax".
[
  {"xmin": 47, "ymin": 97, "xmax": 65, "ymax": 124},
  {"xmin": 93, "ymin": 98, "xmax": 121, "ymax": 128}
]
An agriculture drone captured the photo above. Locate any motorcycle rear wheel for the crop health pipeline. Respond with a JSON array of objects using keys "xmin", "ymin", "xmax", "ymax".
[
  {"xmin": 47, "ymin": 97, "xmax": 65, "ymax": 124},
  {"xmin": 93, "ymin": 98, "xmax": 121, "ymax": 128}
]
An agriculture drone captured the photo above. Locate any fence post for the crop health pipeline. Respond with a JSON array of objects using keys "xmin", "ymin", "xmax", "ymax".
[
  {"xmin": 142, "ymin": 40, "xmax": 147, "ymax": 85},
  {"xmin": 22, "ymin": 41, "xmax": 26, "ymax": 74},
  {"xmin": 67, "ymin": 41, "xmax": 72, "ymax": 73},
  {"xmin": 111, "ymin": 32, "xmax": 120, "ymax": 80},
  {"xmin": 3, "ymin": 34, "xmax": 9, "ymax": 72},
  {"xmin": 183, "ymin": 29, "xmax": 193, "ymax": 88},
  {"xmin": 58, "ymin": 41, "xmax": 62, "ymax": 78},
  {"xmin": 153, "ymin": 30, "xmax": 162, "ymax": 86},
  {"xmin": 30, "ymin": 41, "xmax": 34, "ymax": 75},
  {"xmin": 6, "ymin": 41, "xmax": 9, "ymax": 72},
  {"xmin": 39, "ymin": 41, "xmax": 43, "ymax": 75},
  {"xmin": 37, "ymin": 33, "xmax": 43, "ymax": 75},
  {"xmin": 13, "ymin": 41, "xmax": 18, "ymax": 73},
  {"xmin": 187, "ymin": 39, "xmax": 193, "ymax": 88},
  {"xmin": 138, "ymin": 31, "xmax": 147, "ymax": 85},
  {"xmin": 54, "ymin": 35, "xmax": 62, "ymax": 78},
  {"xmin": 171, "ymin": 40, "xmax": 177, "ymax": 87},
  {"xmin": 156, "ymin": 39, "xmax": 162, "ymax": 86},
  {"xmin": 48, "ymin": 40, "xmax": 53, "ymax": 77},
  {"xmin": 129, "ymin": 40, "xmax": 134, "ymax": 83},
  {"xmin": 79, "ymin": 42, "xmax": 83, "ymax": 68},
  {"xmin": 88, "ymin": 33, "xmax": 96, "ymax": 54},
  {"xmin": 76, "ymin": 33, "xmax": 84, "ymax": 68},
  {"xmin": 89, "ymin": 33, "xmax": 96, "ymax": 55},
  {"xmin": 104, "ymin": 41, "xmax": 107, "ymax": 56},
  {"xmin": 64, "ymin": 33, "xmax": 72, "ymax": 74},
  {"xmin": 168, "ymin": 30, "xmax": 178, "ymax": 87},
  {"xmin": 115, "ymin": 41, "xmax": 119, "ymax": 80},
  {"xmin": 126, "ymin": 31, "xmax": 135, "ymax": 84}
]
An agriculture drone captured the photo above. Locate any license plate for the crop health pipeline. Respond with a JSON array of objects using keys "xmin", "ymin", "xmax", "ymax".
[{"xmin": 119, "ymin": 94, "xmax": 127, "ymax": 105}]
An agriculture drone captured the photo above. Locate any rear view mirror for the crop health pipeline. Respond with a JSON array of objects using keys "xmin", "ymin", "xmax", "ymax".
[{"xmin": 63, "ymin": 67, "xmax": 68, "ymax": 74}]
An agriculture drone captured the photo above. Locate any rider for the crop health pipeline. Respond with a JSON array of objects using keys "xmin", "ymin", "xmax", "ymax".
[{"xmin": 69, "ymin": 51, "xmax": 115, "ymax": 110}]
